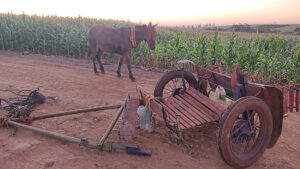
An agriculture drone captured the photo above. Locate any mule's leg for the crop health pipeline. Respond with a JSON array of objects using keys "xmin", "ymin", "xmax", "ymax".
[
  {"xmin": 117, "ymin": 56, "xmax": 123, "ymax": 77},
  {"xmin": 90, "ymin": 47, "xmax": 98, "ymax": 75},
  {"xmin": 124, "ymin": 53, "xmax": 135, "ymax": 82},
  {"xmin": 93, "ymin": 57, "xmax": 98, "ymax": 75},
  {"xmin": 96, "ymin": 49, "xmax": 105, "ymax": 73}
]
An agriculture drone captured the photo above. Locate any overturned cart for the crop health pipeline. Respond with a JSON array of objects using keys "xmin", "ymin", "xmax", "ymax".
[{"xmin": 137, "ymin": 63, "xmax": 292, "ymax": 168}]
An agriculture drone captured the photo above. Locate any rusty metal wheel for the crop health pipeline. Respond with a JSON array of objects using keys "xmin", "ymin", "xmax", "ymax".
[
  {"xmin": 217, "ymin": 96, "xmax": 273, "ymax": 168},
  {"xmin": 154, "ymin": 70, "xmax": 198, "ymax": 99}
]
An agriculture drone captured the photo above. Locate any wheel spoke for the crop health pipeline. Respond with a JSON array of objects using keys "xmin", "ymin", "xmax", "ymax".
[
  {"xmin": 246, "ymin": 110, "xmax": 256, "ymax": 123},
  {"xmin": 174, "ymin": 77, "xmax": 178, "ymax": 87},
  {"xmin": 243, "ymin": 139, "xmax": 250, "ymax": 153},
  {"xmin": 164, "ymin": 87, "xmax": 173, "ymax": 93},
  {"xmin": 166, "ymin": 83, "xmax": 174, "ymax": 91},
  {"xmin": 230, "ymin": 123, "xmax": 246, "ymax": 137}
]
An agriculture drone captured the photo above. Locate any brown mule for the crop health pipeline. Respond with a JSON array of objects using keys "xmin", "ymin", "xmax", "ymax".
[{"xmin": 87, "ymin": 22, "xmax": 158, "ymax": 82}]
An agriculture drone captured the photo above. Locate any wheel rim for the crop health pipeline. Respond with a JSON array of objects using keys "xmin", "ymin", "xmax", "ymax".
[
  {"xmin": 229, "ymin": 109, "xmax": 265, "ymax": 159},
  {"xmin": 161, "ymin": 77, "xmax": 190, "ymax": 99}
]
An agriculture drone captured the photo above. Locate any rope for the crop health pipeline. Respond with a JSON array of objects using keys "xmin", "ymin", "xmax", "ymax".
[
  {"xmin": 145, "ymin": 95, "xmax": 151, "ymax": 107},
  {"xmin": 0, "ymin": 88, "xmax": 49, "ymax": 125},
  {"xmin": 147, "ymin": 45, "xmax": 156, "ymax": 70}
]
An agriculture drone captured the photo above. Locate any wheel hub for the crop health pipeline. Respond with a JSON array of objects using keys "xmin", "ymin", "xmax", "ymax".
[
  {"xmin": 172, "ymin": 88, "xmax": 183, "ymax": 96},
  {"xmin": 233, "ymin": 120, "xmax": 256, "ymax": 143}
]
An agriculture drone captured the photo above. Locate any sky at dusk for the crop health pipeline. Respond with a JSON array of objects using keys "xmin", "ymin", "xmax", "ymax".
[{"xmin": 0, "ymin": 0, "xmax": 299, "ymax": 26}]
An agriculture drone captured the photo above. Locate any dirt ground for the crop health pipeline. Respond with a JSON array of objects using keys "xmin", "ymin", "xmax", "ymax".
[{"xmin": 0, "ymin": 51, "xmax": 299, "ymax": 169}]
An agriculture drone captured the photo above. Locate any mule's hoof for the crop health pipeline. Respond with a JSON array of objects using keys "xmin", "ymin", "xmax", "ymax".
[
  {"xmin": 130, "ymin": 77, "xmax": 136, "ymax": 82},
  {"xmin": 94, "ymin": 72, "xmax": 99, "ymax": 75},
  {"xmin": 101, "ymin": 71, "xmax": 105, "ymax": 74},
  {"xmin": 117, "ymin": 74, "xmax": 121, "ymax": 78}
]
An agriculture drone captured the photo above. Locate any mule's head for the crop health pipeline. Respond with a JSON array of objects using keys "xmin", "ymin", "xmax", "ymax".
[{"xmin": 146, "ymin": 22, "xmax": 158, "ymax": 50}]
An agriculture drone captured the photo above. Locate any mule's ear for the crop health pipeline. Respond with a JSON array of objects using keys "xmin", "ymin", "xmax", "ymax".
[
  {"xmin": 148, "ymin": 22, "xmax": 152, "ymax": 27},
  {"xmin": 152, "ymin": 23, "xmax": 158, "ymax": 28}
]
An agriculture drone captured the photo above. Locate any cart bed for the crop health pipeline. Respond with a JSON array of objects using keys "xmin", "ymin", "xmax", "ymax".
[{"xmin": 163, "ymin": 88, "xmax": 224, "ymax": 129}]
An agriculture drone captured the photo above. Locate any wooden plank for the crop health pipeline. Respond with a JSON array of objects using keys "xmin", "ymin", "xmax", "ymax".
[
  {"xmin": 165, "ymin": 109, "xmax": 186, "ymax": 129},
  {"xmin": 175, "ymin": 95, "xmax": 212, "ymax": 123},
  {"xmin": 289, "ymin": 85, "xmax": 294, "ymax": 112},
  {"xmin": 172, "ymin": 96, "xmax": 206, "ymax": 124},
  {"xmin": 137, "ymin": 86, "xmax": 188, "ymax": 128},
  {"xmin": 165, "ymin": 99, "xmax": 197, "ymax": 127},
  {"xmin": 33, "ymin": 104, "xmax": 122, "ymax": 121},
  {"xmin": 165, "ymin": 108, "xmax": 189, "ymax": 129},
  {"xmin": 165, "ymin": 100, "xmax": 193, "ymax": 128},
  {"xmin": 175, "ymin": 95, "xmax": 211, "ymax": 123},
  {"xmin": 174, "ymin": 95, "xmax": 208, "ymax": 124},
  {"xmin": 168, "ymin": 100, "xmax": 199, "ymax": 127},
  {"xmin": 183, "ymin": 92, "xmax": 219, "ymax": 121},
  {"xmin": 149, "ymin": 99, "xmax": 163, "ymax": 118},
  {"xmin": 188, "ymin": 87, "xmax": 224, "ymax": 114},
  {"xmin": 296, "ymin": 85, "xmax": 300, "ymax": 112},
  {"xmin": 163, "ymin": 108, "xmax": 178, "ymax": 124},
  {"xmin": 168, "ymin": 99, "xmax": 200, "ymax": 126},
  {"xmin": 100, "ymin": 104, "xmax": 125, "ymax": 146},
  {"xmin": 119, "ymin": 98, "xmax": 139, "ymax": 141},
  {"xmin": 186, "ymin": 88, "xmax": 224, "ymax": 115}
]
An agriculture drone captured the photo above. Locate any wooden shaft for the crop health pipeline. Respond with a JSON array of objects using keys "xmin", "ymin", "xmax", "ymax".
[
  {"xmin": 7, "ymin": 120, "xmax": 98, "ymax": 148},
  {"xmin": 99, "ymin": 104, "xmax": 125, "ymax": 146},
  {"xmin": 289, "ymin": 85, "xmax": 294, "ymax": 112},
  {"xmin": 7, "ymin": 120, "xmax": 127, "ymax": 152},
  {"xmin": 296, "ymin": 85, "xmax": 299, "ymax": 112},
  {"xmin": 32, "ymin": 104, "xmax": 121, "ymax": 121}
]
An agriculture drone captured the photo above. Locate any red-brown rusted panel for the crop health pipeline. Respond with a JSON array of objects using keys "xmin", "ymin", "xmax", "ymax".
[
  {"xmin": 289, "ymin": 85, "xmax": 294, "ymax": 112},
  {"xmin": 263, "ymin": 86, "xmax": 283, "ymax": 148},
  {"xmin": 296, "ymin": 85, "xmax": 300, "ymax": 112},
  {"xmin": 248, "ymin": 83, "xmax": 264, "ymax": 98},
  {"xmin": 280, "ymin": 86, "xmax": 289, "ymax": 115}
]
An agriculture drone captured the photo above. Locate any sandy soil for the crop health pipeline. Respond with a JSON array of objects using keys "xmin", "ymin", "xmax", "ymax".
[{"xmin": 0, "ymin": 51, "xmax": 299, "ymax": 169}]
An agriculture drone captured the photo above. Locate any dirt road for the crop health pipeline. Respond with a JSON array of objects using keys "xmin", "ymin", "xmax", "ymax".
[{"xmin": 0, "ymin": 51, "xmax": 299, "ymax": 169}]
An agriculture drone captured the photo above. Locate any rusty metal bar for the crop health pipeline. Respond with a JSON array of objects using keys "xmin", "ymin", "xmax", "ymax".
[
  {"xmin": 99, "ymin": 104, "xmax": 125, "ymax": 146},
  {"xmin": 32, "ymin": 104, "xmax": 122, "ymax": 121}
]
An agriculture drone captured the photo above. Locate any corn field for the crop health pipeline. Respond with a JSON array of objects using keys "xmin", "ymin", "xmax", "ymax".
[{"xmin": 0, "ymin": 13, "xmax": 299, "ymax": 84}]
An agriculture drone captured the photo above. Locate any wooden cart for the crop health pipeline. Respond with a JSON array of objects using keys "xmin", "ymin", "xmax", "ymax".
[{"xmin": 137, "ymin": 63, "xmax": 286, "ymax": 168}]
